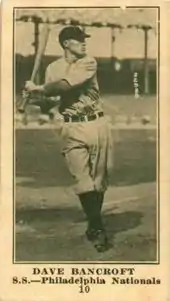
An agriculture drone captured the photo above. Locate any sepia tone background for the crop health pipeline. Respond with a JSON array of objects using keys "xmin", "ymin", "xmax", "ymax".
[{"xmin": 14, "ymin": 7, "xmax": 158, "ymax": 262}]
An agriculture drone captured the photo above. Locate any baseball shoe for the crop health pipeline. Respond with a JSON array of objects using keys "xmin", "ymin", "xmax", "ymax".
[
  {"xmin": 85, "ymin": 227, "xmax": 98, "ymax": 242},
  {"xmin": 86, "ymin": 228, "xmax": 112, "ymax": 252},
  {"xmin": 93, "ymin": 229, "xmax": 112, "ymax": 253}
]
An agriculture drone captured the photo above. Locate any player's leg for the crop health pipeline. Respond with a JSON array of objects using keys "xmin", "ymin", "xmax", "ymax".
[
  {"xmin": 64, "ymin": 145, "xmax": 94, "ymax": 194},
  {"xmin": 84, "ymin": 120, "xmax": 113, "ymax": 251},
  {"xmin": 91, "ymin": 116, "xmax": 113, "ymax": 196},
  {"xmin": 96, "ymin": 191, "xmax": 104, "ymax": 213},
  {"xmin": 79, "ymin": 189, "xmax": 109, "ymax": 252},
  {"xmin": 64, "ymin": 144, "xmax": 109, "ymax": 251},
  {"xmin": 86, "ymin": 117, "xmax": 113, "ymax": 250},
  {"xmin": 79, "ymin": 191, "xmax": 104, "ymax": 233},
  {"xmin": 62, "ymin": 121, "xmax": 111, "ymax": 251}
]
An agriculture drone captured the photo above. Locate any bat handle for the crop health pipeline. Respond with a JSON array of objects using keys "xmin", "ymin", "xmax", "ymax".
[
  {"xmin": 17, "ymin": 89, "xmax": 30, "ymax": 113},
  {"xmin": 30, "ymin": 72, "xmax": 36, "ymax": 83}
]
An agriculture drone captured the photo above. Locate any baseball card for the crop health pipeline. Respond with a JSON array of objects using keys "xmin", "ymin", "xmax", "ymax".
[{"xmin": 0, "ymin": 0, "xmax": 170, "ymax": 300}]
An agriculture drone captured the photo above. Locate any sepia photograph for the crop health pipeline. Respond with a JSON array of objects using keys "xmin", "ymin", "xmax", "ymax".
[{"xmin": 14, "ymin": 6, "xmax": 159, "ymax": 262}]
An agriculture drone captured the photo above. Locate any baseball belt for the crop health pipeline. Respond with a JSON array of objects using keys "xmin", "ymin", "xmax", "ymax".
[{"xmin": 63, "ymin": 112, "xmax": 104, "ymax": 123}]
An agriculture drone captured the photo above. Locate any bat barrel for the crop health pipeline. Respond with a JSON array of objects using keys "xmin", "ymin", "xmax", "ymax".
[{"xmin": 17, "ymin": 23, "xmax": 50, "ymax": 113}]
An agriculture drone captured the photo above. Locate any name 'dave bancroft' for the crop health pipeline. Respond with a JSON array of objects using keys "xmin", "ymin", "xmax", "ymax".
[{"xmin": 32, "ymin": 267, "xmax": 161, "ymax": 285}]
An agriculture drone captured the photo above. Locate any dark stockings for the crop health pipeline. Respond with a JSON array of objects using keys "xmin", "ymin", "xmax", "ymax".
[{"xmin": 79, "ymin": 190, "xmax": 104, "ymax": 230}]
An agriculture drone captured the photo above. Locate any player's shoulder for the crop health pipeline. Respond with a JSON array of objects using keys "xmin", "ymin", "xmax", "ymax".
[
  {"xmin": 80, "ymin": 55, "xmax": 97, "ymax": 64},
  {"xmin": 46, "ymin": 57, "xmax": 65, "ymax": 72},
  {"xmin": 78, "ymin": 55, "xmax": 97, "ymax": 69}
]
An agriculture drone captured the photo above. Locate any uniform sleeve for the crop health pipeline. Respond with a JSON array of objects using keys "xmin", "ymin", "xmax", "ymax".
[
  {"xmin": 44, "ymin": 80, "xmax": 71, "ymax": 96},
  {"xmin": 64, "ymin": 57, "xmax": 97, "ymax": 86}
]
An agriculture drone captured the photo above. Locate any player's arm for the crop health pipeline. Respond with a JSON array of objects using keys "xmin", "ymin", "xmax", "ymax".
[
  {"xmin": 25, "ymin": 57, "xmax": 97, "ymax": 96},
  {"xmin": 63, "ymin": 57, "xmax": 97, "ymax": 86},
  {"xmin": 42, "ymin": 57, "xmax": 97, "ymax": 96},
  {"xmin": 25, "ymin": 67, "xmax": 71, "ymax": 96}
]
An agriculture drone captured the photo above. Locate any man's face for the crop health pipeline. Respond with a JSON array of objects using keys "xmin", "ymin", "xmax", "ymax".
[{"xmin": 64, "ymin": 39, "xmax": 86, "ymax": 57}]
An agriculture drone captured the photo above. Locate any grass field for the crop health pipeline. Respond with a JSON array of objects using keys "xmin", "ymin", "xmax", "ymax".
[{"xmin": 15, "ymin": 126, "xmax": 157, "ymax": 262}]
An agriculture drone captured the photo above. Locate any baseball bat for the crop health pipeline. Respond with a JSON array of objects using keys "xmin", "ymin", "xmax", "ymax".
[
  {"xmin": 30, "ymin": 23, "xmax": 50, "ymax": 82},
  {"xmin": 18, "ymin": 22, "xmax": 50, "ymax": 113}
]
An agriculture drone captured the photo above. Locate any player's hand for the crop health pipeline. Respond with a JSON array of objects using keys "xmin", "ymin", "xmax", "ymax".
[
  {"xmin": 25, "ymin": 81, "xmax": 38, "ymax": 92},
  {"xmin": 22, "ymin": 89, "xmax": 30, "ymax": 99}
]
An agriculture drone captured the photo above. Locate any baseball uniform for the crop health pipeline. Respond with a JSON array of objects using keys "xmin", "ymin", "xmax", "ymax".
[
  {"xmin": 24, "ymin": 26, "xmax": 113, "ymax": 251},
  {"xmin": 44, "ymin": 55, "xmax": 113, "ymax": 195}
]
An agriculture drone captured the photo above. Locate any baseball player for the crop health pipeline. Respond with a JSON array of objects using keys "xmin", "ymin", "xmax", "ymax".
[{"xmin": 25, "ymin": 26, "xmax": 113, "ymax": 252}]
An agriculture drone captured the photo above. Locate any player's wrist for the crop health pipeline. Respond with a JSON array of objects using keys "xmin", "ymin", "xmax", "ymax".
[{"xmin": 36, "ymin": 85, "xmax": 45, "ymax": 92}]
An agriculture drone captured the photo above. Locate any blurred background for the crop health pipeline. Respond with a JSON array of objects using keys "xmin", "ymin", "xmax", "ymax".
[{"xmin": 14, "ymin": 7, "xmax": 158, "ymax": 125}]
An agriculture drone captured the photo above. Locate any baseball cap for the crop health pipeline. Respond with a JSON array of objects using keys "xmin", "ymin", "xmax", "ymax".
[{"xmin": 59, "ymin": 26, "xmax": 90, "ymax": 45}]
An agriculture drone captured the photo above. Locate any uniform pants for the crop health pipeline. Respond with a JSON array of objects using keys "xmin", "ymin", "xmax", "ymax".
[{"xmin": 60, "ymin": 116, "xmax": 113, "ymax": 195}]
